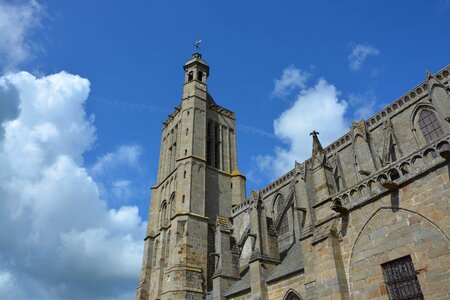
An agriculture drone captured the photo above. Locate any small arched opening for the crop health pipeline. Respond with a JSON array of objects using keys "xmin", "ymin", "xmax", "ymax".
[
  {"xmin": 187, "ymin": 71, "xmax": 194, "ymax": 82},
  {"xmin": 283, "ymin": 289, "xmax": 302, "ymax": 300},
  {"xmin": 197, "ymin": 71, "xmax": 204, "ymax": 82}
]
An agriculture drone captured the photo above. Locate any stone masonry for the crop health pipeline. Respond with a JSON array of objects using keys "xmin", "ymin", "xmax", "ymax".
[{"xmin": 136, "ymin": 53, "xmax": 450, "ymax": 299}]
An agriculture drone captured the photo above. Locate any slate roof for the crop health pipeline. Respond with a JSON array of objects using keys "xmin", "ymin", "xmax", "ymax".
[
  {"xmin": 266, "ymin": 241, "xmax": 304, "ymax": 283},
  {"xmin": 224, "ymin": 241, "xmax": 304, "ymax": 297},
  {"xmin": 223, "ymin": 270, "xmax": 251, "ymax": 297}
]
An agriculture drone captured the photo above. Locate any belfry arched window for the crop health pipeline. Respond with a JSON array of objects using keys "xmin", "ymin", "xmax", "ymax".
[
  {"xmin": 187, "ymin": 71, "xmax": 194, "ymax": 82},
  {"xmin": 418, "ymin": 109, "xmax": 443, "ymax": 143},
  {"xmin": 197, "ymin": 71, "xmax": 204, "ymax": 82}
]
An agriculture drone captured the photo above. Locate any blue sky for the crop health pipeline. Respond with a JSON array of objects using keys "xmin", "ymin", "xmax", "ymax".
[{"xmin": 0, "ymin": 1, "xmax": 449, "ymax": 299}]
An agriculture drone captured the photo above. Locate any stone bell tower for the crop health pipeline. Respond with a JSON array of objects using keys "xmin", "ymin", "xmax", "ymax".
[{"xmin": 136, "ymin": 52, "xmax": 246, "ymax": 300}]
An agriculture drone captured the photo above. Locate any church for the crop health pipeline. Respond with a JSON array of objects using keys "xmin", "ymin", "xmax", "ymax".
[{"xmin": 136, "ymin": 52, "xmax": 450, "ymax": 299}]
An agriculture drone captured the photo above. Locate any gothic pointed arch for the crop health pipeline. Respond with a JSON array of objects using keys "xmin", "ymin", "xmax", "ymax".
[
  {"xmin": 282, "ymin": 289, "xmax": 302, "ymax": 300},
  {"xmin": 411, "ymin": 103, "xmax": 445, "ymax": 146},
  {"xmin": 348, "ymin": 207, "xmax": 450, "ymax": 297},
  {"xmin": 271, "ymin": 193, "xmax": 284, "ymax": 218},
  {"xmin": 169, "ymin": 192, "xmax": 176, "ymax": 217}
]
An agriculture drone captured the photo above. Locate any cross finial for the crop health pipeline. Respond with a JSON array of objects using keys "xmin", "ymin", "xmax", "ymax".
[
  {"xmin": 194, "ymin": 39, "xmax": 202, "ymax": 51},
  {"xmin": 310, "ymin": 130, "xmax": 319, "ymax": 137}
]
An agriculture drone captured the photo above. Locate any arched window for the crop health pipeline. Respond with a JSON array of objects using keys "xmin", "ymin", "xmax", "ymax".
[
  {"xmin": 187, "ymin": 71, "xmax": 194, "ymax": 82},
  {"xmin": 418, "ymin": 109, "xmax": 443, "ymax": 143},
  {"xmin": 152, "ymin": 239, "xmax": 159, "ymax": 268},
  {"xmin": 275, "ymin": 195, "xmax": 289, "ymax": 235},
  {"xmin": 197, "ymin": 71, "xmax": 204, "ymax": 82}
]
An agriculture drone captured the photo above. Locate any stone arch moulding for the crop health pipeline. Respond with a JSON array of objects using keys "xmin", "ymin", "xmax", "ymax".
[
  {"xmin": 282, "ymin": 288, "xmax": 303, "ymax": 300},
  {"xmin": 159, "ymin": 199, "xmax": 167, "ymax": 211},
  {"xmin": 347, "ymin": 206, "xmax": 450, "ymax": 296}
]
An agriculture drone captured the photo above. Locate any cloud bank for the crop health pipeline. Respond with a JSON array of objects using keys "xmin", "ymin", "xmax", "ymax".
[{"xmin": 0, "ymin": 71, "xmax": 146, "ymax": 300}]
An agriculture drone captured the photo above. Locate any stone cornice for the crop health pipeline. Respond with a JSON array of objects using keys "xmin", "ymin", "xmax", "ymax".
[{"xmin": 328, "ymin": 134, "xmax": 450, "ymax": 211}]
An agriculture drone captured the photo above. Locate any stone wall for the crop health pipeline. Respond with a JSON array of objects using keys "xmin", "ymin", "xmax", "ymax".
[{"xmin": 267, "ymin": 273, "xmax": 306, "ymax": 299}]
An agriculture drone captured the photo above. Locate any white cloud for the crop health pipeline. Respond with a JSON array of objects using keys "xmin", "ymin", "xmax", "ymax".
[
  {"xmin": 91, "ymin": 144, "xmax": 142, "ymax": 176},
  {"xmin": 111, "ymin": 179, "xmax": 133, "ymax": 200},
  {"xmin": 0, "ymin": 71, "xmax": 146, "ymax": 300},
  {"xmin": 0, "ymin": 270, "xmax": 14, "ymax": 295},
  {"xmin": 348, "ymin": 43, "xmax": 380, "ymax": 71},
  {"xmin": 272, "ymin": 65, "xmax": 309, "ymax": 97},
  {"xmin": 90, "ymin": 145, "xmax": 145, "ymax": 205},
  {"xmin": 0, "ymin": 77, "xmax": 20, "ymax": 138},
  {"xmin": 255, "ymin": 68, "xmax": 349, "ymax": 178},
  {"xmin": 0, "ymin": 0, "xmax": 43, "ymax": 72},
  {"xmin": 348, "ymin": 90, "xmax": 380, "ymax": 120}
]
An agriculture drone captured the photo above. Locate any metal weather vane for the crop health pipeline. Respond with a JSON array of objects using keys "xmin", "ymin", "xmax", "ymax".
[{"xmin": 194, "ymin": 39, "xmax": 202, "ymax": 51}]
